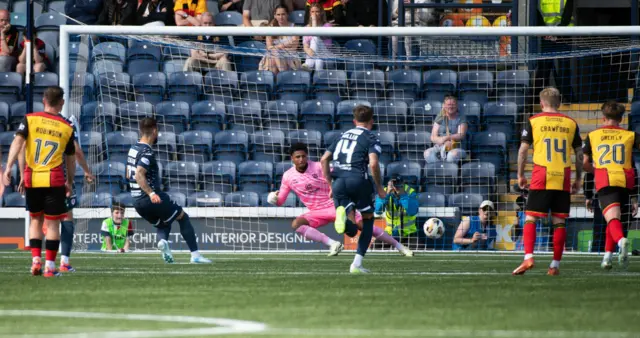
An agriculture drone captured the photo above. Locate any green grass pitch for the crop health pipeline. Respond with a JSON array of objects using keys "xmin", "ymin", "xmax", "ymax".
[{"xmin": 0, "ymin": 251, "xmax": 639, "ymax": 337}]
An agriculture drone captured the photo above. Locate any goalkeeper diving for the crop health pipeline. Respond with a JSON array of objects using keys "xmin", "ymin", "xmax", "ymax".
[{"xmin": 267, "ymin": 143, "xmax": 413, "ymax": 256}]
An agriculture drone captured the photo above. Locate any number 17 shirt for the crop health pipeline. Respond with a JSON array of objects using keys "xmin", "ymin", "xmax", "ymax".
[
  {"xmin": 583, "ymin": 126, "xmax": 640, "ymax": 192},
  {"xmin": 521, "ymin": 112, "xmax": 581, "ymax": 192}
]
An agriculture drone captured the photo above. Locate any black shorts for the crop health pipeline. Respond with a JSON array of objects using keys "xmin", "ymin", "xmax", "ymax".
[
  {"xmin": 25, "ymin": 187, "xmax": 68, "ymax": 220},
  {"xmin": 597, "ymin": 186, "xmax": 631, "ymax": 216},
  {"xmin": 525, "ymin": 189, "xmax": 570, "ymax": 219},
  {"xmin": 332, "ymin": 176, "xmax": 374, "ymax": 213},
  {"xmin": 133, "ymin": 192, "xmax": 183, "ymax": 228}
]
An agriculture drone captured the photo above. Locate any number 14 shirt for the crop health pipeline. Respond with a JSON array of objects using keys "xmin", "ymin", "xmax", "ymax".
[
  {"xmin": 583, "ymin": 126, "xmax": 640, "ymax": 192},
  {"xmin": 521, "ymin": 112, "xmax": 581, "ymax": 192}
]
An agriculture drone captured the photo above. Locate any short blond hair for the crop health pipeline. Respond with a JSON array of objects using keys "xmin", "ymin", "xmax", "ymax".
[{"xmin": 539, "ymin": 87, "xmax": 561, "ymax": 109}]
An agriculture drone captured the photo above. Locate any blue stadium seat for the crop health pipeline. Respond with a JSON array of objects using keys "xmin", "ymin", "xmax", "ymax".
[
  {"xmin": 299, "ymin": 100, "xmax": 334, "ymax": 133},
  {"xmin": 418, "ymin": 192, "xmax": 446, "ymax": 207},
  {"xmin": 344, "ymin": 39, "xmax": 376, "ymax": 55},
  {"xmin": 13, "ymin": 0, "xmax": 43, "ymax": 16},
  {"xmin": 96, "ymin": 72, "xmax": 130, "ymax": 105},
  {"xmin": 154, "ymin": 131, "xmax": 177, "ymax": 164},
  {"xmin": 81, "ymin": 101, "xmax": 116, "ymax": 133},
  {"xmin": 374, "ymin": 100, "xmax": 408, "ymax": 133},
  {"xmin": 240, "ymin": 70, "xmax": 274, "ymax": 101},
  {"xmin": 224, "ymin": 191, "xmax": 259, "ymax": 207},
  {"xmin": 458, "ymin": 100, "xmax": 481, "ymax": 133},
  {"xmin": 323, "ymin": 130, "xmax": 342, "ymax": 149},
  {"xmin": 251, "ymin": 130, "xmax": 285, "ymax": 162},
  {"xmin": 458, "ymin": 70, "xmax": 493, "ymax": 105},
  {"xmin": 164, "ymin": 161, "xmax": 199, "ymax": 193},
  {"xmin": 0, "ymin": 1, "xmax": 9, "ymax": 10},
  {"xmin": 94, "ymin": 161, "xmax": 126, "ymax": 193},
  {"xmin": 397, "ymin": 131, "xmax": 430, "ymax": 163},
  {"xmin": 191, "ymin": 100, "xmax": 226, "ymax": 133},
  {"xmin": 336, "ymin": 100, "xmax": 370, "ymax": 130},
  {"xmin": 422, "ymin": 69, "xmax": 457, "ymax": 102},
  {"xmin": 177, "ymin": 130, "xmax": 213, "ymax": 162},
  {"xmin": 78, "ymin": 131, "xmax": 103, "ymax": 158},
  {"xmin": 262, "ymin": 192, "xmax": 297, "ymax": 207},
  {"xmin": 234, "ymin": 41, "xmax": 266, "ymax": 73},
  {"xmin": 115, "ymin": 192, "xmax": 134, "ymax": 207},
  {"xmin": 132, "ymin": 72, "xmax": 166, "ymax": 105},
  {"xmin": 92, "ymin": 60, "xmax": 124, "ymax": 77},
  {"xmin": 238, "ymin": 161, "xmax": 273, "ymax": 193},
  {"xmin": 470, "ymin": 131, "xmax": 507, "ymax": 176},
  {"xmin": 204, "ymin": 70, "xmax": 238, "ymax": 104},
  {"xmin": 449, "ymin": 193, "xmax": 483, "ymax": 216},
  {"xmin": 410, "ymin": 100, "xmax": 441, "ymax": 131},
  {"xmin": 289, "ymin": 10, "xmax": 305, "ymax": 26},
  {"xmin": 423, "ymin": 162, "xmax": 458, "ymax": 195},
  {"xmin": 35, "ymin": 13, "xmax": 65, "ymax": 49},
  {"xmin": 10, "ymin": 102, "xmax": 44, "ymax": 130},
  {"xmin": 287, "ymin": 130, "xmax": 322, "ymax": 161},
  {"xmin": 385, "ymin": 161, "xmax": 422, "ymax": 190},
  {"xmin": 460, "ymin": 162, "xmax": 496, "ymax": 197},
  {"xmin": 47, "ymin": 0, "xmax": 66, "ymax": 13},
  {"xmin": 95, "ymin": 182, "xmax": 124, "ymax": 195},
  {"xmin": 374, "ymin": 131, "xmax": 395, "ymax": 164},
  {"xmin": 166, "ymin": 191, "xmax": 187, "ymax": 207},
  {"xmin": 168, "ymin": 71, "xmax": 203, "ymax": 105},
  {"xmin": 70, "ymin": 72, "xmax": 95, "ymax": 105},
  {"xmin": 214, "ymin": 130, "xmax": 249, "ymax": 165},
  {"xmin": 119, "ymin": 101, "xmax": 154, "ymax": 132},
  {"xmin": 80, "ymin": 192, "xmax": 113, "ymax": 208},
  {"xmin": 0, "ymin": 131, "xmax": 15, "ymax": 155},
  {"xmin": 0, "ymin": 102, "xmax": 8, "ymax": 132},
  {"xmin": 0, "ymin": 72, "xmax": 22, "ymax": 105},
  {"xmin": 313, "ymin": 70, "xmax": 347, "ymax": 104},
  {"xmin": 4, "ymin": 192, "xmax": 25, "ymax": 207},
  {"xmin": 201, "ymin": 161, "xmax": 236, "ymax": 193},
  {"xmin": 92, "ymin": 41, "xmax": 126, "ymax": 63},
  {"xmin": 387, "ymin": 69, "xmax": 421, "ymax": 104},
  {"xmin": 214, "ymin": 11, "xmax": 243, "ymax": 26},
  {"xmin": 155, "ymin": 101, "xmax": 189, "ymax": 133},
  {"xmin": 228, "ymin": 99, "xmax": 262, "ymax": 133},
  {"xmin": 163, "ymin": 59, "xmax": 187, "ymax": 76},
  {"xmin": 127, "ymin": 44, "xmax": 162, "ymax": 62},
  {"xmin": 263, "ymin": 100, "xmax": 298, "ymax": 130},
  {"xmin": 276, "ymin": 70, "xmax": 310, "ymax": 105},
  {"xmin": 105, "ymin": 131, "xmax": 138, "ymax": 158},
  {"xmin": 188, "ymin": 191, "xmax": 224, "ymax": 207},
  {"xmin": 68, "ymin": 41, "xmax": 89, "ymax": 68},
  {"xmin": 349, "ymin": 70, "xmax": 385, "ymax": 102},
  {"xmin": 33, "ymin": 72, "xmax": 58, "ymax": 102},
  {"xmin": 274, "ymin": 161, "xmax": 292, "ymax": 185},
  {"xmin": 482, "ymin": 101, "xmax": 518, "ymax": 138},
  {"xmin": 496, "ymin": 70, "xmax": 530, "ymax": 107}
]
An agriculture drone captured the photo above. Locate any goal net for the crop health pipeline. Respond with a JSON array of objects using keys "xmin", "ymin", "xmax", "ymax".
[{"xmin": 60, "ymin": 25, "xmax": 640, "ymax": 253}]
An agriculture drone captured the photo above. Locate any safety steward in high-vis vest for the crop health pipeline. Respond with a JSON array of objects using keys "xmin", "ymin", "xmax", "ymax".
[
  {"xmin": 374, "ymin": 176, "xmax": 419, "ymax": 238},
  {"xmin": 539, "ymin": 0, "xmax": 574, "ymax": 26},
  {"xmin": 100, "ymin": 202, "xmax": 133, "ymax": 252}
]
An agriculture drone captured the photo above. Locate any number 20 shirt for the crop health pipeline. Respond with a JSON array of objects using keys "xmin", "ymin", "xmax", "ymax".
[{"xmin": 583, "ymin": 126, "xmax": 640, "ymax": 192}]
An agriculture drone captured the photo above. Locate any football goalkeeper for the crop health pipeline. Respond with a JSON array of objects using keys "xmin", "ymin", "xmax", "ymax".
[{"xmin": 100, "ymin": 202, "xmax": 133, "ymax": 252}]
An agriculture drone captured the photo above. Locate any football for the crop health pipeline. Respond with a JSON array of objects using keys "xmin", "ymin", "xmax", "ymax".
[{"xmin": 423, "ymin": 218, "xmax": 445, "ymax": 239}]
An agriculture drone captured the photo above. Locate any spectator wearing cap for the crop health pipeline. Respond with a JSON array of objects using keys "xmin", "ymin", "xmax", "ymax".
[
  {"xmin": 453, "ymin": 200, "xmax": 496, "ymax": 250},
  {"xmin": 374, "ymin": 174, "xmax": 419, "ymax": 240}
]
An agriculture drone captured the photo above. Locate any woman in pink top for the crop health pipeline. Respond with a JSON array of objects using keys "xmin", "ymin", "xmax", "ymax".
[{"xmin": 302, "ymin": 3, "xmax": 334, "ymax": 71}]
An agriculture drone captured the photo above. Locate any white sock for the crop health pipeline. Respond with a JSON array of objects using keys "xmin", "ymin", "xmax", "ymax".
[
  {"xmin": 352, "ymin": 254, "xmax": 363, "ymax": 267},
  {"xmin": 603, "ymin": 252, "xmax": 613, "ymax": 261},
  {"xmin": 524, "ymin": 253, "xmax": 534, "ymax": 260},
  {"xmin": 45, "ymin": 260, "xmax": 55, "ymax": 270},
  {"xmin": 190, "ymin": 251, "xmax": 201, "ymax": 258},
  {"xmin": 61, "ymin": 255, "xmax": 69, "ymax": 265},
  {"xmin": 550, "ymin": 260, "xmax": 560, "ymax": 269},
  {"xmin": 618, "ymin": 238, "xmax": 626, "ymax": 247}
]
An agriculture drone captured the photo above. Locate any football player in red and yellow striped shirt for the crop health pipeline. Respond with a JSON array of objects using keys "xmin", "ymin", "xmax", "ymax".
[
  {"xmin": 582, "ymin": 101, "xmax": 635, "ymax": 270},
  {"xmin": 514, "ymin": 87, "xmax": 583, "ymax": 276}
]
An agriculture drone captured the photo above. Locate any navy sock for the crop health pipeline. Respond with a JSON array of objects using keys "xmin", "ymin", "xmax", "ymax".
[
  {"xmin": 344, "ymin": 219, "xmax": 359, "ymax": 238},
  {"xmin": 357, "ymin": 217, "xmax": 374, "ymax": 257},
  {"xmin": 156, "ymin": 225, "xmax": 171, "ymax": 241},
  {"xmin": 60, "ymin": 220, "xmax": 75, "ymax": 257},
  {"xmin": 178, "ymin": 213, "xmax": 199, "ymax": 252}
]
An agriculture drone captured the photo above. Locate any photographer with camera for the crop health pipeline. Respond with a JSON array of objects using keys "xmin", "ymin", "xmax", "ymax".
[
  {"xmin": 374, "ymin": 175, "xmax": 419, "ymax": 243},
  {"xmin": 453, "ymin": 200, "xmax": 496, "ymax": 251}
]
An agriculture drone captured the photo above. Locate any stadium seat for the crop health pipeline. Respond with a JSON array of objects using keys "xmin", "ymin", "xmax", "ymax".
[
  {"xmin": 0, "ymin": 0, "xmax": 8, "ymax": 10},
  {"xmin": 70, "ymin": 72, "xmax": 95, "ymax": 105},
  {"xmin": 0, "ymin": 72, "xmax": 22, "ymax": 105},
  {"xmin": 155, "ymin": 101, "xmax": 189, "ymax": 133},
  {"xmin": 127, "ymin": 43, "xmax": 162, "ymax": 62},
  {"xmin": 262, "ymin": 191, "xmax": 297, "ymax": 207},
  {"xmin": 47, "ymin": 0, "xmax": 66, "ymax": 13},
  {"xmin": 4, "ymin": 192, "xmax": 25, "ymax": 207},
  {"xmin": 0, "ymin": 131, "xmax": 15, "ymax": 155},
  {"xmin": 163, "ymin": 59, "xmax": 187, "ymax": 76},
  {"xmin": 177, "ymin": 130, "xmax": 213, "ymax": 162},
  {"xmin": 312, "ymin": 70, "xmax": 347, "ymax": 104},
  {"xmin": 115, "ymin": 192, "xmax": 134, "ymax": 207},
  {"xmin": 68, "ymin": 41, "xmax": 90, "ymax": 70},
  {"xmin": 240, "ymin": 70, "xmax": 274, "ymax": 101},
  {"xmin": 417, "ymin": 192, "xmax": 446, "ymax": 207},
  {"xmin": 274, "ymin": 161, "xmax": 293, "ymax": 186},
  {"xmin": 349, "ymin": 70, "xmax": 385, "ymax": 102},
  {"xmin": 190, "ymin": 100, "xmax": 226, "ymax": 133},
  {"xmin": 323, "ymin": 130, "xmax": 342, "ymax": 149},
  {"xmin": 35, "ymin": 13, "xmax": 65, "ymax": 48},
  {"xmin": 81, "ymin": 101, "xmax": 116, "ymax": 133},
  {"xmin": 397, "ymin": 131, "xmax": 430, "ymax": 163},
  {"xmin": 458, "ymin": 100, "xmax": 481, "ymax": 133},
  {"xmin": 119, "ymin": 101, "xmax": 154, "ymax": 132},
  {"xmin": 263, "ymin": 100, "xmax": 298, "ymax": 130},
  {"xmin": 289, "ymin": 10, "xmax": 305, "ymax": 26},
  {"xmin": 482, "ymin": 101, "xmax": 518, "ymax": 138},
  {"xmin": 387, "ymin": 69, "xmax": 421, "ymax": 104},
  {"xmin": 9, "ymin": 12, "xmax": 26, "ymax": 30},
  {"xmin": 105, "ymin": 131, "xmax": 138, "ymax": 158},
  {"xmin": 92, "ymin": 41, "xmax": 126, "ymax": 63},
  {"xmin": 32, "ymin": 72, "xmax": 58, "ymax": 102},
  {"xmin": 132, "ymin": 72, "xmax": 166, "ymax": 105},
  {"xmin": 374, "ymin": 100, "xmax": 408, "ymax": 133},
  {"xmin": 168, "ymin": 71, "xmax": 203, "ymax": 105},
  {"xmin": 188, "ymin": 191, "xmax": 224, "ymax": 207},
  {"xmin": 251, "ymin": 129, "xmax": 286, "ymax": 162},
  {"xmin": 96, "ymin": 72, "xmax": 130, "ymax": 105},
  {"xmin": 461, "ymin": 161, "xmax": 496, "ymax": 198},
  {"xmin": 238, "ymin": 161, "xmax": 273, "ymax": 193},
  {"xmin": 227, "ymin": 99, "xmax": 262, "ymax": 133},
  {"xmin": 13, "ymin": 0, "xmax": 43, "ymax": 16},
  {"xmin": 224, "ymin": 191, "xmax": 259, "ymax": 207},
  {"xmin": 201, "ymin": 160, "xmax": 236, "ymax": 193},
  {"xmin": 423, "ymin": 162, "xmax": 458, "ymax": 195},
  {"xmin": 10, "ymin": 102, "xmax": 44, "ymax": 130},
  {"xmin": 276, "ymin": 70, "xmax": 310, "ymax": 105},
  {"xmin": 448, "ymin": 193, "xmax": 484, "ymax": 216},
  {"xmin": 287, "ymin": 130, "xmax": 322, "ymax": 161},
  {"xmin": 94, "ymin": 161, "xmax": 126, "ymax": 193},
  {"xmin": 91, "ymin": 60, "xmax": 124, "ymax": 77},
  {"xmin": 214, "ymin": 130, "xmax": 249, "ymax": 165},
  {"xmin": 214, "ymin": 11, "xmax": 243, "ymax": 26},
  {"xmin": 410, "ymin": 100, "xmax": 441, "ymax": 131},
  {"xmin": 234, "ymin": 41, "xmax": 266, "ymax": 73},
  {"xmin": 374, "ymin": 131, "xmax": 395, "ymax": 164},
  {"xmin": 154, "ymin": 131, "xmax": 177, "ymax": 164},
  {"xmin": 495, "ymin": 70, "xmax": 530, "ymax": 107},
  {"xmin": 422, "ymin": 69, "xmax": 457, "ymax": 102},
  {"xmin": 470, "ymin": 131, "xmax": 507, "ymax": 176},
  {"xmin": 344, "ymin": 39, "xmax": 376, "ymax": 55},
  {"xmin": 164, "ymin": 161, "xmax": 199, "ymax": 193},
  {"xmin": 458, "ymin": 70, "xmax": 493, "ymax": 105},
  {"xmin": 0, "ymin": 102, "xmax": 8, "ymax": 132},
  {"xmin": 166, "ymin": 191, "xmax": 187, "ymax": 207},
  {"xmin": 299, "ymin": 100, "xmax": 334, "ymax": 133},
  {"xmin": 78, "ymin": 131, "xmax": 103, "ymax": 158},
  {"xmin": 203, "ymin": 70, "xmax": 238, "ymax": 104},
  {"xmin": 336, "ymin": 100, "xmax": 370, "ymax": 130},
  {"xmin": 128, "ymin": 60, "xmax": 161, "ymax": 77},
  {"xmin": 385, "ymin": 161, "xmax": 422, "ymax": 190}
]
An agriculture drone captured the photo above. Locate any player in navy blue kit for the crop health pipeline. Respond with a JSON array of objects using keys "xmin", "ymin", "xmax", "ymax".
[
  {"xmin": 127, "ymin": 118, "xmax": 210, "ymax": 264},
  {"xmin": 321, "ymin": 105, "xmax": 386, "ymax": 273}
]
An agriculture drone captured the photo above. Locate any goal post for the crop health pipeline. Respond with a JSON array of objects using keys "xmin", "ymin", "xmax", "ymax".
[{"xmin": 58, "ymin": 24, "xmax": 640, "ymax": 253}]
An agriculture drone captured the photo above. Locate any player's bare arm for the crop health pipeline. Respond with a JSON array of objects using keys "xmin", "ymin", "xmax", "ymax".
[
  {"xmin": 74, "ymin": 141, "xmax": 95, "ymax": 182},
  {"xmin": 135, "ymin": 166, "xmax": 160, "ymax": 203},
  {"xmin": 369, "ymin": 153, "xmax": 385, "ymax": 199},
  {"xmin": 572, "ymin": 147, "xmax": 583, "ymax": 193},
  {"xmin": 104, "ymin": 236, "xmax": 113, "ymax": 250},
  {"xmin": 583, "ymin": 153, "xmax": 593, "ymax": 174},
  {"xmin": 65, "ymin": 153, "xmax": 76, "ymax": 196},
  {"xmin": 517, "ymin": 142, "xmax": 530, "ymax": 189},
  {"xmin": 320, "ymin": 150, "xmax": 333, "ymax": 194},
  {"xmin": 3, "ymin": 134, "xmax": 26, "ymax": 184}
]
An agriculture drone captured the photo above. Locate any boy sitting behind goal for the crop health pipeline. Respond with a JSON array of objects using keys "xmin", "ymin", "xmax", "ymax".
[{"xmin": 101, "ymin": 202, "xmax": 133, "ymax": 253}]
